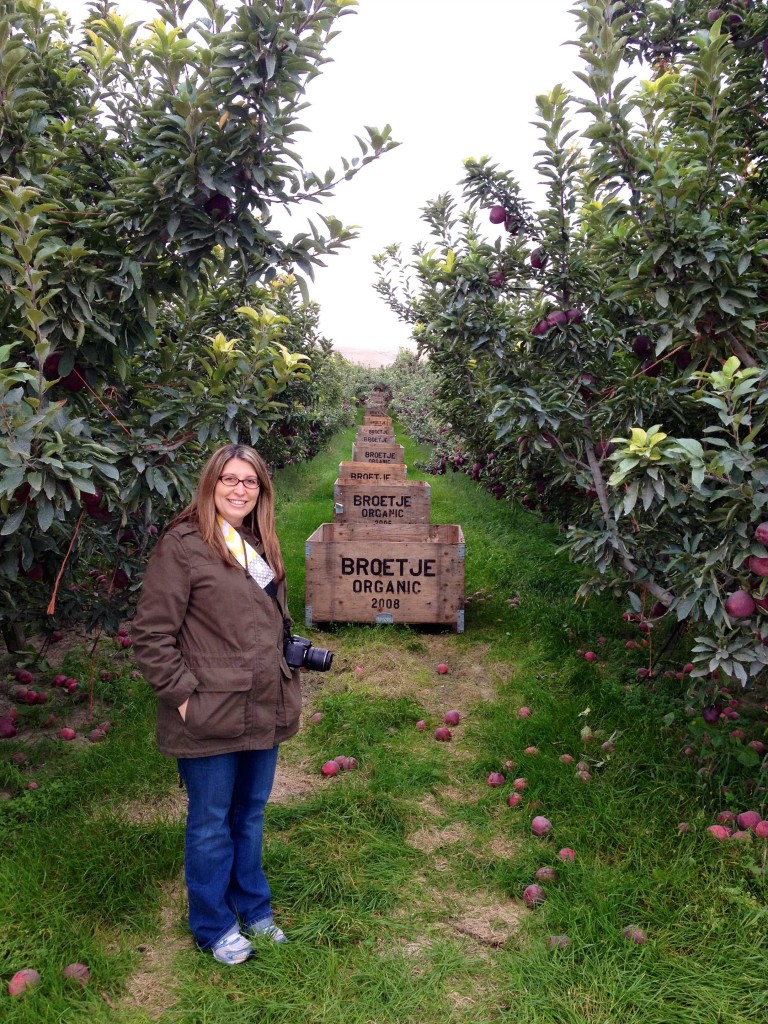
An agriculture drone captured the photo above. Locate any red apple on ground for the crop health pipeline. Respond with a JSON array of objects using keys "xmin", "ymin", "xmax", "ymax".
[
  {"xmin": 531, "ymin": 815, "xmax": 553, "ymax": 836},
  {"xmin": 623, "ymin": 926, "xmax": 647, "ymax": 944},
  {"xmin": 517, "ymin": 706, "xmax": 532, "ymax": 719},
  {"xmin": 507, "ymin": 793, "xmax": 522, "ymax": 807},
  {"xmin": 558, "ymin": 848, "xmax": 575, "ymax": 861},
  {"xmin": 436, "ymin": 663, "xmax": 449, "ymax": 675},
  {"xmin": 0, "ymin": 717, "xmax": 17, "ymax": 739},
  {"xmin": 8, "ymin": 969, "xmax": 41, "ymax": 997},
  {"xmin": 321, "ymin": 760, "xmax": 340, "ymax": 777},
  {"xmin": 707, "ymin": 824, "xmax": 732, "ymax": 839},
  {"xmin": 487, "ymin": 772, "xmax": 505, "ymax": 788},
  {"xmin": 523, "ymin": 884, "xmax": 546, "ymax": 908},
  {"xmin": 63, "ymin": 963, "xmax": 90, "ymax": 987},
  {"xmin": 434, "ymin": 726, "xmax": 452, "ymax": 742},
  {"xmin": 443, "ymin": 710, "xmax": 460, "ymax": 726},
  {"xmin": 416, "ymin": 720, "xmax": 426, "ymax": 732},
  {"xmin": 534, "ymin": 865, "xmax": 558, "ymax": 882},
  {"xmin": 736, "ymin": 810, "xmax": 761, "ymax": 831},
  {"xmin": 59, "ymin": 727, "xmax": 76, "ymax": 741}
]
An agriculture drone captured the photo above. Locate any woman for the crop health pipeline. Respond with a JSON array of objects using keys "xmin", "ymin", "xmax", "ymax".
[{"xmin": 132, "ymin": 443, "xmax": 301, "ymax": 965}]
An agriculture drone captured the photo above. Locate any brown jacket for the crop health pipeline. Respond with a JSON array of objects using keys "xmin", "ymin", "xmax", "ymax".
[{"xmin": 131, "ymin": 521, "xmax": 301, "ymax": 758}]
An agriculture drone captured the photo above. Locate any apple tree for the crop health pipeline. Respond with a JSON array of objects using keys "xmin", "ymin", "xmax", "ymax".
[
  {"xmin": 375, "ymin": 0, "xmax": 768, "ymax": 693},
  {"xmin": 0, "ymin": 0, "xmax": 396, "ymax": 649}
]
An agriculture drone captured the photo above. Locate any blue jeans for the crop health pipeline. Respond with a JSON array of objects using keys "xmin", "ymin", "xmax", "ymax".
[{"xmin": 177, "ymin": 746, "xmax": 279, "ymax": 949}]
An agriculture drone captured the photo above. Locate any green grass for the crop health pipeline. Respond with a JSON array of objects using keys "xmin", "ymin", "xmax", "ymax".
[{"xmin": 1, "ymin": 416, "xmax": 767, "ymax": 1022}]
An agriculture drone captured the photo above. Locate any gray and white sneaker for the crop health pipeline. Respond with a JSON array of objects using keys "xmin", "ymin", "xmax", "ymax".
[
  {"xmin": 211, "ymin": 927, "xmax": 253, "ymax": 965},
  {"xmin": 248, "ymin": 921, "xmax": 288, "ymax": 943}
]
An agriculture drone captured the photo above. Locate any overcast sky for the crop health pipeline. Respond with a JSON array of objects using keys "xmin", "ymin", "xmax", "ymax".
[{"xmin": 63, "ymin": 0, "xmax": 584, "ymax": 362}]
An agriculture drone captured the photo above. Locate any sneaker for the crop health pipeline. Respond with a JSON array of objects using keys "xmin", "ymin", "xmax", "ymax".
[
  {"xmin": 248, "ymin": 921, "xmax": 288, "ymax": 943},
  {"xmin": 211, "ymin": 927, "xmax": 253, "ymax": 965}
]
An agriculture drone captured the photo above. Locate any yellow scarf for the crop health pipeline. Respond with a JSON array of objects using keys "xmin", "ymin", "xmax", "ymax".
[{"xmin": 218, "ymin": 515, "xmax": 275, "ymax": 589}]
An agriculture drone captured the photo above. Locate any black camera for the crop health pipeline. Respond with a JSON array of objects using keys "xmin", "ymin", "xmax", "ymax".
[{"xmin": 284, "ymin": 634, "xmax": 333, "ymax": 672}]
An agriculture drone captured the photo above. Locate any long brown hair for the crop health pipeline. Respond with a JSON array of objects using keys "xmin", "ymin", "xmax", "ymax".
[{"xmin": 168, "ymin": 444, "xmax": 285, "ymax": 582}]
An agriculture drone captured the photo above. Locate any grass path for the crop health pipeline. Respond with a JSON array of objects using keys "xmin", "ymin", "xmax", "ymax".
[{"xmin": 1, "ymin": 420, "xmax": 767, "ymax": 1023}]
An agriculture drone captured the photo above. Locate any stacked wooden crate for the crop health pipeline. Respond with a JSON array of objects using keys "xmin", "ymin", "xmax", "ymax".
[{"xmin": 304, "ymin": 397, "xmax": 465, "ymax": 632}]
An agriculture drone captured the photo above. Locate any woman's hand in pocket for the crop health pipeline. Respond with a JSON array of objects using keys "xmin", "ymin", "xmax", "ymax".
[{"xmin": 178, "ymin": 699, "xmax": 189, "ymax": 721}]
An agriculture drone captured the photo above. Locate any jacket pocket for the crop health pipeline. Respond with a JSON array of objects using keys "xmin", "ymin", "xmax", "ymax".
[
  {"xmin": 185, "ymin": 664, "xmax": 253, "ymax": 741},
  {"xmin": 277, "ymin": 668, "xmax": 302, "ymax": 730}
]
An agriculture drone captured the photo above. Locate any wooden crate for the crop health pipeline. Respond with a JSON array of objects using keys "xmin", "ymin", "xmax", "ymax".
[
  {"xmin": 356, "ymin": 430, "xmax": 396, "ymax": 445},
  {"xmin": 333, "ymin": 480, "xmax": 430, "ymax": 527},
  {"xmin": 337, "ymin": 461, "xmax": 407, "ymax": 483},
  {"xmin": 357, "ymin": 423, "xmax": 395, "ymax": 437},
  {"xmin": 304, "ymin": 523, "xmax": 465, "ymax": 631},
  {"xmin": 363, "ymin": 415, "xmax": 391, "ymax": 426},
  {"xmin": 351, "ymin": 442, "xmax": 405, "ymax": 464}
]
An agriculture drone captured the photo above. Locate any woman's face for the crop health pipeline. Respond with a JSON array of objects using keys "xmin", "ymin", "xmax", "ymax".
[{"xmin": 214, "ymin": 457, "xmax": 260, "ymax": 527}]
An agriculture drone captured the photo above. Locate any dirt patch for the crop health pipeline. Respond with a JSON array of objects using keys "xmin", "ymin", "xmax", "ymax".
[
  {"xmin": 448, "ymin": 898, "xmax": 527, "ymax": 947},
  {"xmin": 110, "ymin": 788, "xmax": 187, "ymax": 825},
  {"xmin": 406, "ymin": 821, "xmax": 469, "ymax": 854},
  {"xmin": 118, "ymin": 877, "xmax": 192, "ymax": 1020},
  {"xmin": 302, "ymin": 635, "xmax": 511, "ymax": 718},
  {"xmin": 434, "ymin": 783, "xmax": 482, "ymax": 804},
  {"xmin": 416, "ymin": 793, "xmax": 443, "ymax": 817},
  {"xmin": 411, "ymin": 884, "xmax": 527, "ymax": 949},
  {"xmin": 270, "ymin": 761, "xmax": 319, "ymax": 803},
  {"xmin": 488, "ymin": 835, "xmax": 519, "ymax": 860}
]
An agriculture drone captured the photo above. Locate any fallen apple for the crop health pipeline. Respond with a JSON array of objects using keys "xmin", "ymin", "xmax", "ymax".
[
  {"xmin": 534, "ymin": 865, "xmax": 558, "ymax": 882},
  {"xmin": 8, "ymin": 968, "xmax": 41, "ymax": 997},
  {"xmin": 531, "ymin": 815, "xmax": 553, "ymax": 837},
  {"xmin": 523, "ymin": 883, "xmax": 546, "ymax": 908},
  {"xmin": 436, "ymin": 663, "xmax": 449, "ymax": 675},
  {"xmin": 434, "ymin": 726, "xmax": 452, "ymax": 742},
  {"xmin": 63, "ymin": 963, "xmax": 90, "ymax": 987},
  {"xmin": 443, "ymin": 709, "xmax": 460, "ymax": 726}
]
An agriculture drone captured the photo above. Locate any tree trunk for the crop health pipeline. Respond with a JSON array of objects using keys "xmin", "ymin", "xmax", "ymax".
[{"xmin": 2, "ymin": 621, "xmax": 26, "ymax": 654}]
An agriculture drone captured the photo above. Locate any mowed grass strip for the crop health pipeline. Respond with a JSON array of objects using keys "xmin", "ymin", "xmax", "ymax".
[{"xmin": 1, "ymin": 416, "xmax": 766, "ymax": 1023}]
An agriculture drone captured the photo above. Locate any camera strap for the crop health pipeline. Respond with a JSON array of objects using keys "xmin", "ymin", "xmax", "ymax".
[{"xmin": 218, "ymin": 516, "xmax": 275, "ymax": 590}]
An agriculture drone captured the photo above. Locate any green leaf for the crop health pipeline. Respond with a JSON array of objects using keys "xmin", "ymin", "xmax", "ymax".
[
  {"xmin": 37, "ymin": 499, "xmax": 53, "ymax": 532},
  {"xmin": 1, "ymin": 505, "xmax": 26, "ymax": 535}
]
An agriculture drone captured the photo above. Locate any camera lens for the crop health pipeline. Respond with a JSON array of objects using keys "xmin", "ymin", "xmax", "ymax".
[{"xmin": 305, "ymin": 647, "xmax": 333, "ymax": 672}]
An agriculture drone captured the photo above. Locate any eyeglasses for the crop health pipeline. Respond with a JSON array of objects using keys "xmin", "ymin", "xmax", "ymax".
[{"xmin": 218, "ymin": 474, "xmax": 260, "ymax": 490}]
